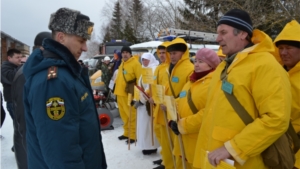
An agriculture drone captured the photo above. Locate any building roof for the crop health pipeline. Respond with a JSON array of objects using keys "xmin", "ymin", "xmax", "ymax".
[{"xmin": 1, "ymin": 31, "xmax": 29, "ymax": 48}]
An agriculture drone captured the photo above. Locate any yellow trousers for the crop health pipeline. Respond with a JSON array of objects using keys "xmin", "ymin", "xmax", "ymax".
[
  {"xmin": 176, "ymin": 156, "xmax": 193, "ymax": 169},
  {"xmin": 117, "ymin": 95, "xmax": 136, "ymax": 140},
  {"xmin": 160, "ymin": 122, "xmax": 176, "ymax": 169}
]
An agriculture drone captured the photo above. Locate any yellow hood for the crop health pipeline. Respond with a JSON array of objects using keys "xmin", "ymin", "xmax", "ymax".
[
  {"xmin": 274, "ymin": 20, "xmax": 300, "ymax": 45},
  {"xmin": 167, "ymin": 37, "xmax": 190, "ymax": 63},
  {"xmin": 273, "ymin": 20, "xmax": 300, "ymax": 65},
  {"xmin": 156, "ymin": 41, "xmax": 171, "ymax": 64},
  {"xmin": 250, "ymin": 29, "xmax": 275, "ymax": 54},
  {"xmin": 217, "ymin": 46, "xmax": 226, "ymax": 58}
]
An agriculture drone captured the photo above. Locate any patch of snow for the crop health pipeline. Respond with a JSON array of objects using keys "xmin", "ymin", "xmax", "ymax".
[{"xmin": 1, "ymin": 114, "xmax": 162, "ymax": 169}]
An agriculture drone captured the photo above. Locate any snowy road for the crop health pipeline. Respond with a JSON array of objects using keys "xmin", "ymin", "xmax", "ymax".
[{"xmin": 1, "ymin": 115, "xmax": 162, "ymax": 169}]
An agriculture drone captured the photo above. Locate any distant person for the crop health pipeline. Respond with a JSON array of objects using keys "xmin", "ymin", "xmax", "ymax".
[
  {"xmin": 273, "ymin": 20, "xmax": 300, "ymax": 169},
  {"xmin": 23, "ymin": 7, "xmax": 107, "ymax": 169},
  {"xmin": 1, "ymin": 48, "xmax": 22, "ymax": 120},
  {"xmin": 101, "ymin": 56, "xmax": 113, "ymax": 93},
  {"xmin": 114, "ymin": 46, "xmax": 141, "ymax": 144},
  {"xmin": 1, "ymin": 48, "xmax": 22, "ymax": 152},
  {"xmin": 11, "ymin": 31, "xmax": 52, "ymax": 169},
  {"xmin": 112, "ymin": 51, "xmax": 122, "ymax": 73},
  {"xmin": 135, "ymin": 53, "xmax": 160, "ymax": 155}
]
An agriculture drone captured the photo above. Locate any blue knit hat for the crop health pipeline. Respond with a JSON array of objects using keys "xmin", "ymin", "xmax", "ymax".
[{"xmin": 218, "ymin": 9, "xmax": 253, "ymax": 37}]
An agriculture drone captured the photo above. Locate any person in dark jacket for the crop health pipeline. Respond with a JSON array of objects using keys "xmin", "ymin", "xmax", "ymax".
[
  {"xmin": 23, "ymin": 8, "xmax": 107, "ymax": 169},
  {"xmin": 1, "ymin": 48, "xmax": 22, "ymax": 152},
  {"xmin": 11, "ymin": 31, "xmax": 52, "ymax": 169},
  {"xmin": 1, "ymin": 48, "xmax": 22, "ymax": 120}
]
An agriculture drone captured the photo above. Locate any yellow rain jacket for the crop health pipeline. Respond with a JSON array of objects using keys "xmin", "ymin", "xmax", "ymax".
[
  {"xmin": 217, "ymin": 46, "xmax": 226, "ymax": 58},
  {"xmin": 114, "ymin": 57, "xmax": 142, "ymax": 97},
  {"xmin": 174, "ymin": 72, "xmax": 213, "ymax": 164},
  {"xmin": 193, "ymin": 30, "xmax": 292, "ymax": 169},
  {"xmin": 165, "ymin": 38, "xmax": 194, "ymax": 98},
  {"xmin": 153, "ymin": 41, "xmax": 171, "ymax": 125},
  {"xmin": 273, "ymin": 20, "xmax": 300, "ymax": 168}
]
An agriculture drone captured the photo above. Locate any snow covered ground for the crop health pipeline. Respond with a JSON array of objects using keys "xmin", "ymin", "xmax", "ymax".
[{"xmin": 1, "ymin": 112, "xmax": 162, "ymax": 169}]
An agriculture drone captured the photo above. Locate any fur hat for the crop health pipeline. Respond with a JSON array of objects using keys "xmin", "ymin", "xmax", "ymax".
[
  {"xmin": 218, "ymin": 9, "xmax": 253, "ymax": 37},
  {"xmin": 196, "ymin": 48, "xmax": 220, "ymax": 68},
  {"xmin": 121, "ymin": 46, "xmax": 132, "ymax": 54},
  {"xmin": 48, "ymin": 8, "xmax": 94, "ymax": 40}
]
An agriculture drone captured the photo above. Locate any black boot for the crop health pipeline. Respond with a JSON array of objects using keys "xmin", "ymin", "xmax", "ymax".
[
  {"xmin": 153, "ymin": 165, "xmax": 165, "ymax": 169},
  {"xmin": 118, "ymin": 135, "xmax": 128, "ymax": 140},
  {"xmin": 125, "ymin": 139, "xmax": 135, "ymax": 144},
  {"xmin": 153, "ymin": 159, "xmax": 162, "ymax": 165},
  {"xmin": 142, "ymin": 149, "xmax": 157, "ymax": 155}
]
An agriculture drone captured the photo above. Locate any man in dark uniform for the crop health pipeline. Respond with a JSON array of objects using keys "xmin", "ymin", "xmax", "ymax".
[
  {"xmin": 11, "ymin": 31, "xmax": 52, "ymax": 169},
  {"xmin": 23, "ymin": 8, "xmax": 107, "ymax": 169}
]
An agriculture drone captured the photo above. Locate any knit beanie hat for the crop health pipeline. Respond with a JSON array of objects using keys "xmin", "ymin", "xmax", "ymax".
[
  {"xmin": 218, "ymin": 9, "xmax": 253, "ymax": 37},
  {"xmin": 196, "ymin": 48, "xmax": 220, "ymax": 68},
  {"xmin": 121, "ymin": 46, "xmax": 132, "ymax": 54},
  {"xmin": 34, "ymin": 32, "xmax": 52, "ymax": 46}
]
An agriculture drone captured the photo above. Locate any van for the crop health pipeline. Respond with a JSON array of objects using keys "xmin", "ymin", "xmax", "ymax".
[{"xmin": 130, "ymin": 41, "xmax": 219, "ymax": 62}]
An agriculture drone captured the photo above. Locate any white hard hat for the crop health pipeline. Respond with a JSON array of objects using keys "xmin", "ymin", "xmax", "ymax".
[{"xmin": 104, "ymin": 56, "xmax": 110, "ymax": 61}]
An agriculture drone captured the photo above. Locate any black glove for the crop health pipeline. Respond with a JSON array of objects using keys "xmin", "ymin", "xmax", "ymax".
[
  {"xmin": 130, "ymin": 100, "xmax": 136, "ymax": 106},
  {"xmin": 168, "ymin": 120, "xmax": 180, "ymax": 135}
]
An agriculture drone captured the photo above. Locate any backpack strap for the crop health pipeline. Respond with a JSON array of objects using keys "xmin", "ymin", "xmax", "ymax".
[
  {"xmin": 187, "ymin": 89, "xmax": 198, "ymax": 114},
  {"xmin": 168, "ymin": 75, "xmax": 177, "ymax": 98},
  {"xmin": 221, "ymin": 62, "xmax": 300, "ymax": 153},
  {"xmin": 121, "ymin": 63, "xmax": 128, "ymax": 83}
]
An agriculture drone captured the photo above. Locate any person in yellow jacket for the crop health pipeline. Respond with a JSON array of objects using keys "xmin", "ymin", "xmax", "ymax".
[
  {"xmin": 151, "ymin": 41, "xmax": 171, "ymax": 168},
  {"xmin": 114, "ymin": 46, "xmax": 142, "ymax": 144},
  {"xmin": 168, "ymin": 48, "xmax": 221, "ymax": 169},
  {"xmin": 159, "ymin": 38, "xmax": 194, "ymax": 169},
  {"xmin": 193, "ymin": 9, "xmax": 291, "ymax": 169},
  {"xmin": 273, "ymin": 20, "xmax": 300, "ymax": 169}
]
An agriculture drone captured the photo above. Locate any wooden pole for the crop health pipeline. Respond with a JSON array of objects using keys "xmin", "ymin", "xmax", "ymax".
[
  {"xmin": 128, "ymin": 105, "xmax": 131, "ymax": 150},
  {"xmin": 178, "ymin": 134, "xmax": 187, "ymax": 169},
  {"xmin": 149, "ymin": 85, "xmax": 154, "ymax": 146},
  {"xmin": 163, "ymin": 110, "xmax": 176, "ymax": 168},
  {"xmin": 176, "ymin": 112, "xmax": 187, "ymax": 169}
]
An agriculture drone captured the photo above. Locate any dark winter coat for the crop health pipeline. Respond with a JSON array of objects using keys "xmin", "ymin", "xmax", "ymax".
[
  {"xmin": 1, "ymin": 61, "xmax": 19, "ymax": 102},
  {"xmin": 23, "ymin": 38, "xmax": 107, "ymax": 169}
]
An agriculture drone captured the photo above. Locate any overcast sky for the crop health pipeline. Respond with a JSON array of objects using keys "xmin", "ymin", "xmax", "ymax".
[{"xmin": 1, "ymin": 0, "xmax": 109, "ymax": 49}]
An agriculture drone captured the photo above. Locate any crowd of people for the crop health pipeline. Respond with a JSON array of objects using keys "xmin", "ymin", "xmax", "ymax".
[{"xmin": 0, "ymin": 6, "xmax": 299, "ymax": 169}]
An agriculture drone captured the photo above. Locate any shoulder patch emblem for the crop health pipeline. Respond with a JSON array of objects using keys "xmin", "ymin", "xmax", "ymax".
[
  {"xmin": 46, "ymin": 97, "xmax": 65, "ymax": 120},
  {"xmin": 47, "ymin": 66, "xmax": 58, "ymax": 80}
]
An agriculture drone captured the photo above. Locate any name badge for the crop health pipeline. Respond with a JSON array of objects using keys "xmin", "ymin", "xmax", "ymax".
[
  {"xmin": 179, "ymin": 91, "xmax": 187, "ymax": 98},
  {"xmin": 222, "ymin": 81, "xmax": 233, "ymax": 94},
  {"xmin": 123, "ymin": 70, "xmax": 127, "ymax": 74},
  {"xmin": 172, "ymin": 76, "xmax": 179, "ymax": 83}
]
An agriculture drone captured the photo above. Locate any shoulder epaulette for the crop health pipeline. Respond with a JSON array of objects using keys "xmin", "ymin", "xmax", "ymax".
[{"xmin": 47, "ymin": 66, "xmax": 58, "ymax": 80}]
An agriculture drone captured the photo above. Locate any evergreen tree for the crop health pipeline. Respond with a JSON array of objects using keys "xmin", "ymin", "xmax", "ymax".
[
  {"xmin": 110, "ymin": 1, "xmax": 123, "ymax": 39},
  {"xmin": 123, "ymin": 20, "xmax": 137, "ymax": 43},
  {"xmin": 102, "ymin": 25, "xmax": 111, "ymax": 43},
  {"xmin": 178, "ymin": 0, "xmax": 291, "ymax": 38}
]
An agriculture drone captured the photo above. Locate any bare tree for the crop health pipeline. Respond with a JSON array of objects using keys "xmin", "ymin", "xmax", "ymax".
[{"xmin": 80, "ymin": 31, "xmax": 100, "ymax": 59}]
